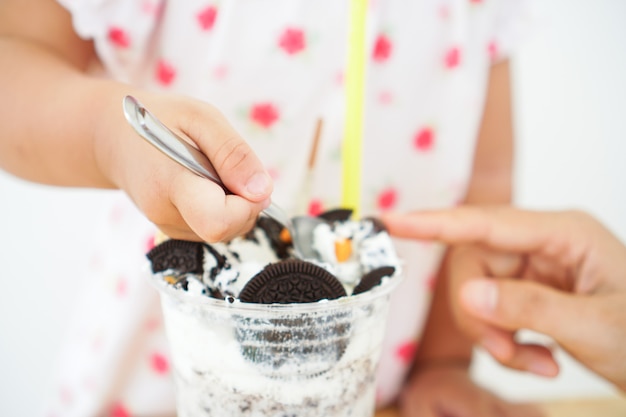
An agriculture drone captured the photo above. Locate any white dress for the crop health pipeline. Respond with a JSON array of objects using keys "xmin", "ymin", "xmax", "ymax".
[{"xmin": 46, "ymin": 0, "xmax": 533, "ymax": 415}]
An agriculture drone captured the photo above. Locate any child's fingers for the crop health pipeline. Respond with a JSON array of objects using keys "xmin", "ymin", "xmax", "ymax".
[
  {"xmin": 169, "ymin": 171, "xmax": 262, "ymax": 242},
  {"xmin": 125, "ymin": 96, "xmax": 273, "ymax": 242},
  {"xmin": 178, "ymin": 103, "xmax": 273, "ymax": 203}
]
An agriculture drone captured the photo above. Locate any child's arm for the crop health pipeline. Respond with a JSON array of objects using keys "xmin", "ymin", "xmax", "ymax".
[
  {"xmin": 416, "ymin": 59, "xmax": 514, "ymax": 366},
  {"xmin": 397, "ymin": 61, "xmax": 542, "ymax": 416},
  {"xmin": 0, "ymin": 0, "xmax": 272, "ymax": 242}
]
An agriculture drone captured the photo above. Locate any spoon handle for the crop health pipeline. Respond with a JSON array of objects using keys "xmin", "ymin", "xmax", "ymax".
[{"xmin": 123, "ymin": 95, "xmax": 229, "ymax": 194}]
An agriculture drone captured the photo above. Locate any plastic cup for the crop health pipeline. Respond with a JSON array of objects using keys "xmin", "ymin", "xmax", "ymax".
[{"xmin": 151, "ymin": 270, "xmax": 401, "ymax": 417}]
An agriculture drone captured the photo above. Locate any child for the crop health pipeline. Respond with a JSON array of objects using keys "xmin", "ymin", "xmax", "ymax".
[{"xmin": 0, "ymin": 0, "xmax": 538, "ymax": 416}]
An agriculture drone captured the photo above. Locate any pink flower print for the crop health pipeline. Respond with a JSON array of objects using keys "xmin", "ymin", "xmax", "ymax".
[
  {"xmin": 107, "ymin": 27, "xmax": 130, "ymax": 48},
  {"xmin": 155, "ymin": 59, "xmax": 176, "ymax": 86},
  {"xmin": 250, "ymin": 102, "xmax": 280, "ymax": 128},
  {"xmin": 438, "ymin": 4, "xmax": 450, "ymax": 20},
  {"xmin": 89, "ymin": 254, "xmax": 103, "ymax": 270},
  {"xmin": 59, "ymin": 386, "xmax": 73, "ymax": 406},
  {"xmin": 144, "ymin": 317, "xmax": 160, "ymax": 331},
  {"xmin": 267, "ymin": 167, "xmax": 280, "ymax": 181},
  {"xmin": 308, "ymin": 199, "xmax": 324, "ymax": 216},
  {"xmin": 413, "ymin": 127, "xmax": 435, "ymax": 152},
  {"xmin": 141, "ymin": 0, "xmax": 161, "ymax": 16},
  {"xmin": 145, "ymin": 234, "xmax": 156, "ymax": 252},
  {"xmin": 488, "ymin": 40, "xmax": 499, "ymax": 62},
  {"xmin": 115, "ymin": 276, "xmax": 128, "ymax": 297},
  {"xmin": 82, "ymin": 375, "xmax": 97, "ymax": 392},
  {"xmin": 110, "ymin": 402, "xmax": 130, "ymax": 417},
  {"xmin": 335, "ymin": 70, "xmax": 345, "ymax": 86},
  {"xmin": 197, "ymin": 5, "xmax": 218, "ymax": 31},
  {"xmin": 91, "ymin": 334, "xmax": 104, "ymax": 352},
  {"xmin": 426, "ymin": 274, "xmax": 437, "ymax": 292},
  {"xmin": 109, "ymin": 202, "xmax": 126, "ymax": 224},
  {"xmin": 377, "ymin": 187, "xmax": 398, "ymax": 211},
  {"xmin": 212, "ymin": 64, "xmax": 229, "ymax": 80},
  {"xmin": 372, "ymin": 33, "xmax": 392, "ymax": 62},
  {"xmin": 470, "ymin": 0, "xmax": 483, "ymax": 4},
  {"xmin": 377, "ymin": 90, "xmax": 393, "ymax": 105},
  {"xmin": 150, "ymin": 352, "xmax": 170, "ymax": 375},
  {"xmin": 395, "ymin": 340, "xmax": 418, "ymax": 364},
  {"xmin": 444, "ymin": 46, "xmax": 461, "ymax": 69},
  {"xmin": 278, "ymin": 27, "xmax": 306, "ymax": 55}
]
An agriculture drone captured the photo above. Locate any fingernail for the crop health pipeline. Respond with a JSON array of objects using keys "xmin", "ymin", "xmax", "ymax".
[
  {"xmin": 481, "ymin": 337, "xmax": 510, "ymax": 361},
  {"xmin": 528, "ymin": 360, "xmax": 558, "ymax": 377},
  {"xmin": 260, "ymin": 198, "xmax": 271, "ymax": 209},
  {"xmin": 245, "ymin": 172, "xmax": 272, "ymax": 197},
  {"xmin": 461, "ymin": 280, "xmax": 498, "ymax": 316}
]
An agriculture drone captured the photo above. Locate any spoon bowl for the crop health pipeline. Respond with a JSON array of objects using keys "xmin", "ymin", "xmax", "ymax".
[{"xmin": 291, "ymin": 216, "xmax": 326, "ymax": 259}]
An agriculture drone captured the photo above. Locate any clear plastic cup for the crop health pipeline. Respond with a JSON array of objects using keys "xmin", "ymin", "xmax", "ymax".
[{"xmin": 151, "ymin": 270, "xmax": 401, "ymax": 417}]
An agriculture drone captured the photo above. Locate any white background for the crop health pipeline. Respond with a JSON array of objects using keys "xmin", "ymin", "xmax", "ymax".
[{"xmin": 1, "ymin": 0, "xmax": 625, "ymax": 415}]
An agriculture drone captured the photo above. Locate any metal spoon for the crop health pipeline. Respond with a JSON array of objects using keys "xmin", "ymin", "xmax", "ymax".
[
  {"xmin": 122, "ymin": 95, "xmax": 306, "ymax": 259},
  {"xmin": 290, "ymin": 215, "xmax": 325, "ymax": 259}
]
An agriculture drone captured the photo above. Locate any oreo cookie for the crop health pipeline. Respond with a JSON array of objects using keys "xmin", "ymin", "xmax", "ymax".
[
  {"xmin": 235, "ymin": 310, "xmax": 352, "ymax": 379},
  {"xmin": 147, "ymin": 239, "xmax": 204, "ymax": 274},
  {"xmin": 235, "ymin": 260, "xmax": 352, "ymax": 378},
  {"xmin": 318, "ymin": 208, "xmax": 353, "ymax": 223},
  {"xmin": 362, "ymin": 216, "xmax": 388, "ymax": 233},
  {"xmin": 243, "ymin": 216, "xmax": 291, "ymax": 259},
  {"xmin": 352, "ymin": 266, "xmax": 396, "ymax": 295},
  {"xmin": 239, "ymin": 260, "xmax": 346, "ymax": 304}
]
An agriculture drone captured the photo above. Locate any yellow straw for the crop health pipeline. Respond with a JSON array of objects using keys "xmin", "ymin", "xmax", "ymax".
[{"xmin": 341, "ymin": 0, "xmax": 367, "ymax": 219}]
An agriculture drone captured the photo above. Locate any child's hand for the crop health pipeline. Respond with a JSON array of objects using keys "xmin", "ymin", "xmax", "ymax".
[
  {"xmin": 0, "ymin": 0, "xmax": 264, "ymax": 242},
  {"xmin": 399, "ymin": 366, "xmax": 543, "ymax": 417},
  {"xmin": 92, "ymin": 89, "xmax": 273, "ymax": 242}
]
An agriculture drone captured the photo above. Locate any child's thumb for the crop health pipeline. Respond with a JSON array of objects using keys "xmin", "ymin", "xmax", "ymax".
[
  {"xmin": 178, "ymin": 103, "xmax": 273, "ymax": 202},
  {"xmin": 207, "ymin": 136, "xmax": 273, "ymax": 202}
]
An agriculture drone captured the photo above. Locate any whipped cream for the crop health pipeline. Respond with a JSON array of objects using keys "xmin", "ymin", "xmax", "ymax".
[{"xmin": 156, "ymin": 215, "xmax": 401, "ymax": 300}]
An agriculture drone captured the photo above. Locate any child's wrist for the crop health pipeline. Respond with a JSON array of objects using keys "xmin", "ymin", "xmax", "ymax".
[{"xmin": 88, "ymin": 79, "xmax": 140, "ymax": 189}]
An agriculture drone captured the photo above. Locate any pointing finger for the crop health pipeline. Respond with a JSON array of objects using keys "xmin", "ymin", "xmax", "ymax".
[{"xmin": 382, "ymin": 207, "xmax": 571, "ymax": 253}]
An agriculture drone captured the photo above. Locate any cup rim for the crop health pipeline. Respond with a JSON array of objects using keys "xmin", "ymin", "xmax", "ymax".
[{"xmin": 147, "ymin": 264, "xmax": 403, "ymax": 313}]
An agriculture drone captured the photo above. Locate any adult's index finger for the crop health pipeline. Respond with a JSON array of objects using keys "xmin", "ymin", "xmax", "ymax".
[{"xmin": 381, "ymin": 206, "xmax": 567, "ymax": 253}]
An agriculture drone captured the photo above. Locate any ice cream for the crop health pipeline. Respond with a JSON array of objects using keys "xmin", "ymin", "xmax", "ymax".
[
  {"xmin": 147, "ymin": 209, "xmax": 402, "ymax": 417},
  {"xmin": 147, "ymin": 209, "xmax": 401, "ymax": 302}
]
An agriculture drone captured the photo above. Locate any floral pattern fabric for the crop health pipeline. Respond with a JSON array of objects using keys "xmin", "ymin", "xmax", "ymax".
[{"xmin": 46, "ymin": 0, "xmax": 532, "ymax": 415}]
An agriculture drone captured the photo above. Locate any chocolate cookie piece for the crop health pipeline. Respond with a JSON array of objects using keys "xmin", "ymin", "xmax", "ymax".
[
  {"xmin": 239, "ymin": 259, "xmax": 346, "ymax": 304},
  {"xmin": 352, "ymin": 266, "xmax": 396, "ymax": 295},
  {"xmin": 243, "ymin": 216, "xmax": 291, "ymax": 259},
  {"xmin": 201, "ymin": 243, "xmax": 229, "ymax": 281},
  {"xmin": 235, "ymin": 310, "xmax": 352, "ymax": 379},
  {"xmin": 146, "ymin": 239, "xmax": 204, "ymax": 274},
  {"xmin": 318, "ymin": 208, "xmax": 353, "ymax": 223},
  {"xmin": 362, "ymin": 216, "xmax": 388, "ymax": 233},
  {"xmin": 235, "ymin": 260, "xmax": 352, "ymax": 378}
]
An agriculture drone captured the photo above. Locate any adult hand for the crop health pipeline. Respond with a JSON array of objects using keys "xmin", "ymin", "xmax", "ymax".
[
  {"xmin": 382, "ymin": 207, "xmax": 626, "ymax": 390},
  {"xmin": 92, "ymin": 88, "xmax": 273, "ymax": 242}
]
